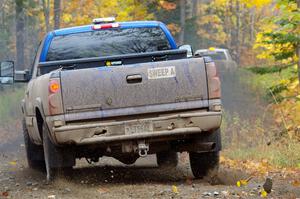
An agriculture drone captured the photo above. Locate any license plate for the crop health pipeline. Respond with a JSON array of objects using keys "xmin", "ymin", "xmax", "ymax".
[
  {"xmin": 125, "ymin": 122, "xmax": 153, "ymax": 135},
  {"xmin": 148, "ymin": 66, "xmax": 176, "ymax": 79}
]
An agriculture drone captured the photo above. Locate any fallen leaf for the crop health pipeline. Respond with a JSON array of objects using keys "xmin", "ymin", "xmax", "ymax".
[
  {"xmin": 172, "ymin": 185, "xmax": 179, "ymax": 194},
  {"xmin": 9, "ymin": 161, "xmax": 17, "ymax": 166},
  {"xmin": 97, "ymin": 187, "xmax": 109, "ymax": 194},
  {"xmin": 260, "ymin": 190, "xmax": 268, "ymax": 198},
  {"xmin": 237, "ymin": 176, "xmax": 253, "ymax": 187},
  {"xmin": 291, "ymin": 180, "xmax": 300, "ymax": 187},
  {"xmin": 1, "ymin": 192, "xmax": 9, "ymax": 197}
]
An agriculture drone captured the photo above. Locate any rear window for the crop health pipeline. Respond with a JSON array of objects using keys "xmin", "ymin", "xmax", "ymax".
[
  {"xmin": 200, "ymin": 51, "xmax": 227, "ymax": 61},
  {"xmin": 46, "ymin": 27, "xmax": 171, "ymax": 61}
]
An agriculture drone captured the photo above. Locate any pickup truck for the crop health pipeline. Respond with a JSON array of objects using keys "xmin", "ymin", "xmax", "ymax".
[
  {"xmin": 0, "ymin": 18, "xmax": 222, "ymax": 181},
  {"xmin": 195, "ymin": 48, "xmax": 238, "ymax": 69}
]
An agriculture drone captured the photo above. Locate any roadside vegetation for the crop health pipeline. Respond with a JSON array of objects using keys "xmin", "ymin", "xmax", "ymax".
[
  {"xmin": 222, "ymin": 109, "xmax": 300, "ymax": 168},
  {"xmin": 222, "ymin": 66, "xmax": 300, "ymax": 169},
  {"xmin": 222, "ymin": 0, "xmax": 300, "ymax": 169},
  {"xmin": 0, "ymin": 86, "xmax": 24, "ymax": 126}
]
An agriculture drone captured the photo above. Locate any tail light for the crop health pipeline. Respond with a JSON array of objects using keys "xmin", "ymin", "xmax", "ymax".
[
  {"xmin": 206, "ymin": 61, "xmax": 221, "ymax": 99},
  {"xmin": 48, "ymin": 79, "xmax": 63, "ymax": 115}
]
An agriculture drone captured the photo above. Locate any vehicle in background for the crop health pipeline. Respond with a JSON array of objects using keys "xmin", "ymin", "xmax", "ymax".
[
  {"xmin": 0, "ymin": 18, "xmax": 222, "ymax": 181},
  {"xmin": 195, "ymin": 47, "xmax": 237, "ymax": 69}
]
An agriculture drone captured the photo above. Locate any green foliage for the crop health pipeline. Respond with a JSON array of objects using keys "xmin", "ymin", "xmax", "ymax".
[
  {"xmin": 224, "ymin": 140, "xmax": 300, "ymax": 168},
  {"xmin": 0, "ymin": 86, "xmax": 24, "ymax": 125},
  {"xmin": 247, "ymin": 66, "xmax": 286, "ymax": 74},
  {"xmin": 255, "ymin": 0, "xmax": 300, "ymax": 64}
]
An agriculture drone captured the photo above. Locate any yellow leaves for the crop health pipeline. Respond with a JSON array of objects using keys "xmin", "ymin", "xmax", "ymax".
[
  {"xmin": 214, "ymin": 0, "xmax": 272, "ymax": 8},
  {"xmin": 197, "ymin": 14, "xmax": 227, "ymax": 45},
  {"xmin": 221, "ymin": 156, "xmax": 272, "ymax": 176},
  {"xmin": 172, "ymin": 185, "xmax": 179, "ymax": 194},
  {"xmin": 237, "ymin": 176, "xmax": 253, "ymax": 187},
  {"xmin": 241, "ymin": 0, "xmax": 272, "ymax": 8},
  {"xmin": 62, "ymin": 14, "xmax": 72, "ymax": 23},
  {"xmin": 291, "ymin": 180, "xmax": 300, "ymax": 187},
  {"xmin": 260, "ymin": 189, "xmax": 268, "ymax": 197},
  {"xmin": 61, "ymin": 0, "xmax": 154, "ymax": 27},
  {"xmin": 287, "ymin": 79, "xmax": 299, "ymax": 90},
  {"xmin": 236, "ymin": 180, "xmax": 247, "ymax": 187},
  {"xmin": 279, "ymin": 79, "xmax": 290, "ymax": 85},
  {"xmin": 271, "ymin": 76, "xmax": 300, "ymax": 139}
]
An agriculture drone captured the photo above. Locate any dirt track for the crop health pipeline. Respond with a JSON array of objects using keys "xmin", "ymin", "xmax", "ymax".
[
  {"xmin": 0, "ymin": 68, "xmax": 300, "ymax": 198},
  {"xmin": 0, "ymin": 148, "xmax": 299, "ymax": 199}
]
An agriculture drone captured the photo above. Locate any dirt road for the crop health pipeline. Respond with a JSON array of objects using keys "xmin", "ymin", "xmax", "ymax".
[
  {"xmin": 0, "ymin": 146, "xmax": 299, "ymax": 199},
  {"xmin": 0, "ymin": 69, "xmax": 300, "ymax": 198}
]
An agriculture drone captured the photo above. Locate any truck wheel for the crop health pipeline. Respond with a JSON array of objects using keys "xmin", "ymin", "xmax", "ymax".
[
  {"xmin": 42, "ymin": 124, "xmax": 75, "ymax": 181},
  {"xmin": 156, "ymin": 151, "xmax": 178, "ymax": 168},
  {"xmin": 189, "ymin": 151, "xmax": 219, "ymax": 179},
  {"xmin": 23, "ymin": 120, "xmax": 45, "ymax": 170}
]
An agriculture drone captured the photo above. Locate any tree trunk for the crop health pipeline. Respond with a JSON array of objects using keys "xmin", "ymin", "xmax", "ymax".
[
  {"xmin": 179, "ymin": 0, "xmax": 186, "ymax": 44},
  {"xmin": 297, "ymin": 0, "xmax": 300, "ymax": 84},
  {"xmin": 42, "ymin": 0, "xmax": 50, "ymax": 32},
  {"xmin": 192, "ymin": 0, "xmax": 198, "ymax": 17},
  {"xmin": 250, "ymin": 7, "xmax": 255, "ymax": 43},
  {"xmin": 54, "ymin": 0, "xmax": 61, "ymax": 29},
  {"xmin": 15, "ymin": 0, "xmax": 25, "ymax": 70},
  {"xmin": 235, "ymin": 0, "xmax": 240, "ymax": 66}
]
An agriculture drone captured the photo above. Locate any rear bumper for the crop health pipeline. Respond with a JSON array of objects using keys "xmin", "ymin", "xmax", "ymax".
[{"xmin": 48, "ymin": 111, "xmax": 222, "ymax": 145}]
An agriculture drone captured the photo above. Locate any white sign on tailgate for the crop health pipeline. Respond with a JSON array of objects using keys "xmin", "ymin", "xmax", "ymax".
[{"xmin": 148, "ymin": 66, "xmax": 176, "ymax": 79}]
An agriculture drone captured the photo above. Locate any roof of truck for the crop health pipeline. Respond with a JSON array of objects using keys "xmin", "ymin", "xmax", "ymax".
[
  {"xmin": 53, "ymin": 21, "xmax": 166, "ymax": 36},
  {"xmin": 40, "ymin": 21, "xmax": 177, "ymax": 62}
]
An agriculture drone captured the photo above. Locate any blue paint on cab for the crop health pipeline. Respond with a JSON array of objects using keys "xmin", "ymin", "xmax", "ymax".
[{"xmin": 39, "ymin": 21, "xmax": 178, "ymax": 62}]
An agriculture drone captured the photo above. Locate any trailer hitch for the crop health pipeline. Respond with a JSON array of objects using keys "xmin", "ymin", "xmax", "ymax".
[{"xmin": 137, "ymin": 141, "xmax": 149, "ymax": 157}]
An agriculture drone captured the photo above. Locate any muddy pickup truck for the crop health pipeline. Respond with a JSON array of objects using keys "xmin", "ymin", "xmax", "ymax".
[{"xmin": 0, "ymin": 18, "xmax": 222, "ymax": 180}]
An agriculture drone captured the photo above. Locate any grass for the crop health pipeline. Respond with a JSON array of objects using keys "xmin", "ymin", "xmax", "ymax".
[
  {"xmin": 221, "ymin": 66, "xmax": 300, "ymax": 169},
  {"xmin": 222, "ymin": 110, "xmax": 300, "ymax": 168},
  {"xmin": 0, "ymin": 85, "xmax": 24, "ymax": 125},
  {"xmin": 223, "ymin": 141, "xmax": 300, "ymax": 168}
]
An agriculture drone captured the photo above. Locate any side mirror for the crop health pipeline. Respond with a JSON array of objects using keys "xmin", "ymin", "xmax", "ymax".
[
  {"xmin": 179, "ymin": 44, "xmax": 194, "ymax": 58},
  {"xmin": 0, "ymin": 61, "xmax": 14, "ymax": 84},
  {"xmin": 14, "ymin": 69, "xmax": 31, "ymax": 82}
]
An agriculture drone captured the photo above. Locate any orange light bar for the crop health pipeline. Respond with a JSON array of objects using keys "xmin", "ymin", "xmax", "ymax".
[{"xmin": 49, "ymin": 80, "xmax": 60, "ymax": 93}]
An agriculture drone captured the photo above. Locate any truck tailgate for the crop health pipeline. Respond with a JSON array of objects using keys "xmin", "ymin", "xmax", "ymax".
[{"xmin": 60, "ymin": 58, "xmax": 208, "ymax": 116}]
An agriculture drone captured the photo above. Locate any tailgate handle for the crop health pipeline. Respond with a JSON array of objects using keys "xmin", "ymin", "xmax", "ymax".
[
  {"xmin": 126, "ymin": 74, "xmax": 142, "ymax": 84},
  {"xmin": 152, "ymin": 55, "xmax": 168, "ymax": 61}
]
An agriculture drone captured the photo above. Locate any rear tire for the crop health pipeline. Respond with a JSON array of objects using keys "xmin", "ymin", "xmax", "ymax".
[
  {"xmin": 189, "ymin": 151, "xmax": 219, "ymax": 179},
  {"xmin": 156, "ymin": 151, "xmax": 178, "ymax": 168},
  {"xmin": 42, "ymin": 124, "xmax": 75, "ymax": 181},
  {"xmin": 22, "ymin": 120, "xmax": 45, "ymax": 170},
  {"xmin": 189, "ymin": 128, "xmax": 221, "ymax": 180}
]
